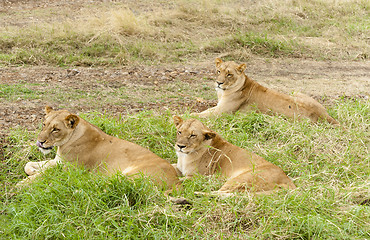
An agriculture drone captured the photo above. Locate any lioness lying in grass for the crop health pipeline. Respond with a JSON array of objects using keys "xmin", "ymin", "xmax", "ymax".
[
  {"xmin": 20, "ymin": 106, "xmax": 180, "ymax": 190},
  {"xmin": 193, "ymin": 58, "xmax": 339, "ymax": 125},
  {"xmin": 173, "ymin": 116, "xmax": 296, "ymax": 195}
]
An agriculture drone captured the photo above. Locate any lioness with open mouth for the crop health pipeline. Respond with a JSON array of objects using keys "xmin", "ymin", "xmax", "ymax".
[
  {"xmin": 193, "ymin": 58, "xmax": 339, "ymax": 125},
  {"xmin": 173, "ymin": 116, "xmax": 296, "ymax": 195},
  {"xmin": 20, "ymin": 106, "xmax": 180, "ymax": 189}
]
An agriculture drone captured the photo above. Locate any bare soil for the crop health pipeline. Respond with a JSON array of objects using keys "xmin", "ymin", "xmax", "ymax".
[{"xmin": 1, "ymin": 59, "xmax": 369, "ymax": 136}]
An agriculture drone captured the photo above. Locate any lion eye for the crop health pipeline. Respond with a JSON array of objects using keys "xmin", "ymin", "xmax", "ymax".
[
  {"xmin": 217, "ymin": 70, "xmax": 220, "ymax": 74},
  {"xmin": 177, "ymin": 131, "xmax": 181, "ymax": 135},
  {"xmin": 227, "ymin": 74, "xmax": 233, "ymax": 78},
  {"xmin": 52, "ymin": 128, "xmax": 59, "ymax": 133},
  {"xmin": 190, "ymin": 134, "xmax": 197, "ymax": 138}
]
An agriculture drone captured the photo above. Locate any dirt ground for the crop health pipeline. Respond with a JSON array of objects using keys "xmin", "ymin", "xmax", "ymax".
[{"xmin": 1, "ymin": 59, "xmax": 369, "ymax": 136}]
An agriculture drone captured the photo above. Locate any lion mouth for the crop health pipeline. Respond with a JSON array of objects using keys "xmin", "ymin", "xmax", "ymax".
[
  {"xmin": 36, "ymin": 141, "xmax": 53, "ymax": 150},
  {"xmin": 176, "ymin": 148, "xmax": 186, "ymax": 154},
  {"xmin": 176, "ymin": 148, "xmax": 191, "ymax": 155}
]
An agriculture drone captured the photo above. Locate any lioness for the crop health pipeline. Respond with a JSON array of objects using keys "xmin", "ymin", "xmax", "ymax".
[
  {"xmin": 193, "ymin": 58, "xmax": 339, "ymax": 125},
  {"xmin": 173, "ymin": 116, "xmax": 296, "ymax": 194},
  {"xmin": 20, "ymin": 106, "xmax": 180, "ymax": 189}
]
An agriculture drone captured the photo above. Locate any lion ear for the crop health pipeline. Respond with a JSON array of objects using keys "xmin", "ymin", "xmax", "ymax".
[
  {"xmin": 204, "ymin": 131, "xmax": 216, "ymax": 140},
  {"xmin": 65, "ymin": 114, "xmax": 80, "ymax": 129},
  {"xmin": 45, "ymin": 106, "xmax": 53, "ymax": 114},
  {"xmin": 236, "ymin": 63, "xmax": 246, "ymax": 74},
  {"xmin": 173, "ymin": 115, "xmax": 183, "ymax": 128},
  {"xmin": 215, "ymin": 58, "xmax": 223, "ymax": 68}
]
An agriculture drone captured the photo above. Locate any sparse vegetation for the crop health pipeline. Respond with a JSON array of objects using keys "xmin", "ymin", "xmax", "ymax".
[{"xmin": 0, "ymin": 0, "xmax": 369, "ymax": 66}]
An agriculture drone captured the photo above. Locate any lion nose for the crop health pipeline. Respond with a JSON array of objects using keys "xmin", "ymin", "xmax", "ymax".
[
  {"xmin": 216, "ymin": 81, "xmax": 224, "ymax": 87},
  {"xmin": 177, "ymin": 144, "xmax": 186, "ymax": 149}
]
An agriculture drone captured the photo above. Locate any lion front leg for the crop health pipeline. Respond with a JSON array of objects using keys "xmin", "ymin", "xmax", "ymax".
[
  {"xmin": 17, "ymin": 157, "xmax": 62, "ymax": 187},
  {"xmin": 16, "ymin": 173, "xmax": 42, "ymax": 187},
  {"xmin": 194, "ymin": 104, "xmax": 231, "ymax": 118},
  {"xmin": 171, "ymin": 163, "xmax": 183, "ymax": 177},
  {"xmin": 24, "ymin": 159, "xmax": 59, "ymax": 176},
  {"xmin": 24, "ymin": 154, "xmax": 63, "ymax": 175},
  {"xmin": 192, "ymin": 99, "xmax": 243, "ymax": 118},
  {"xmin": 191, "ymin": 106, "xmax": 217, "ymax": 118}
]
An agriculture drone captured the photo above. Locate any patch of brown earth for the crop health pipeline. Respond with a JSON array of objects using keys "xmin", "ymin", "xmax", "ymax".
[{"xmin": 0, "ymin": 59, "xmax": 369, "ymax": 136}]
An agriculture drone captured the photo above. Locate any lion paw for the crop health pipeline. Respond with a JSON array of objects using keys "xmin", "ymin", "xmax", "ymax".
[
  {"xmin": 16, "ymin": 174, "xmax": 40, "ymax": 188},
  {"xmin": 24, "ymin": 162, "xmax": 42, "ymax": 176}
]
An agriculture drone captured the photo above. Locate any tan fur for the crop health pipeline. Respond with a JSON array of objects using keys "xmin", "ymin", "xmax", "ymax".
[
  {"xmin": 173, "ymin": 116, "xmax": 296, "ymax": 194},
  {"xmin": 193, "ymin": 58, "xmax": 339, "ymax": 125},
  {"xmin": 20, "ymin": 106, "xmax": 180, "ymax": 189}
]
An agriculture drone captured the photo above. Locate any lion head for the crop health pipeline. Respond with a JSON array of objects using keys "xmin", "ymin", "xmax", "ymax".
[
  {"xmin": 173, "ymin": 116, "xmax": 216, "ymax": 154},
  {"xmin": 37, "ymin": 106, "xmax": 79, "ymax": 154},
  {"xmin": 214, "ymin": 58, "xmax": 247, "ymax": 90}
]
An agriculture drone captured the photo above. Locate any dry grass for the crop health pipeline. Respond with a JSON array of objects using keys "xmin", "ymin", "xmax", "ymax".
[{"xmin": 0, "ymin": 0, "xmax": 368, "ymax": 66}]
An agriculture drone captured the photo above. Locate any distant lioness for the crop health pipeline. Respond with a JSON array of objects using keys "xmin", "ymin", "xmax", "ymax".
[
  {"xmin": 20, "ymin": 106, "xmax": 180, "ymax": 189},
  {"xmin": 173, "ymin": 116, "xmax": 296, "ymax": 195},
  {"xmin": 193, "ymin": 58, "xmax": 339, "ymax": 125}
]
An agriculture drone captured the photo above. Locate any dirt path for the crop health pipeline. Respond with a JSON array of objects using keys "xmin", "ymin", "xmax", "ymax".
[{"xmin": 1, "ymin": 59, "xmax": 369, "ymax": 137}]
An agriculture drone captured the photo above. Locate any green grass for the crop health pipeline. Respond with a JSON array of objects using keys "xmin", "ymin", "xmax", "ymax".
[
  {"xmin": 0, "ymin": 74, "xmax": 216, "ymax": 115},
  {"xmin": 0, "ymin": 83, "xmax": 100, "ymax": 107},
  {"xmin": 0, "ymin": 84, "xmax": 43, "ymax": 100},
  {"xmin": 205, "ymin": 32, "xmax": 301, "ymax": 58},
  {"xmin": 1, "ymin": 99, "xmax": 369, "ymax": 239}
]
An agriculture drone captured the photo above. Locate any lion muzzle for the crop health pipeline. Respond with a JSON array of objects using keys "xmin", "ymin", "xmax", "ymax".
[{"xmin": 36, "ymin": 140, "xmax": 54, "ymax": 154}]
